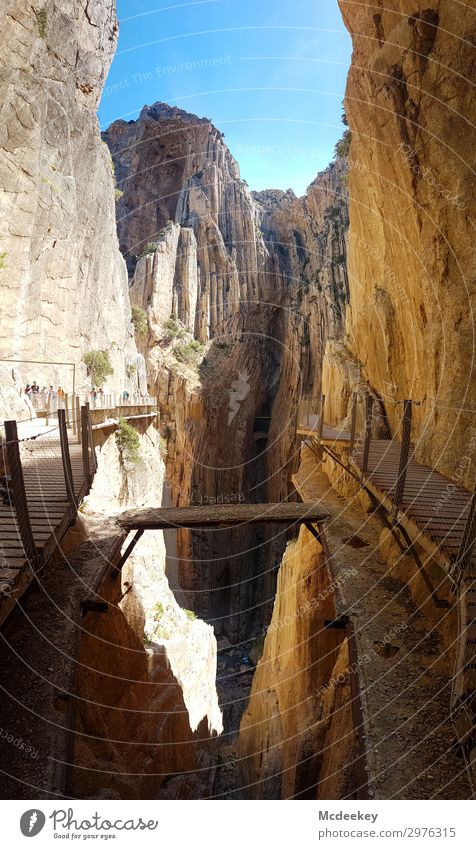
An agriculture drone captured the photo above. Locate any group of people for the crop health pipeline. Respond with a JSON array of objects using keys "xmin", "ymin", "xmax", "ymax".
[
  {"xmin": 22, "ymin": 383, "xmax": 153, "ymax": 412},
  {"xmin": 88, "ymin": 389, "xmax": 152, "ymax": 407},
  {"xmin": 24, "ymin": 383, "xmax": 66, "ymax": 410}
]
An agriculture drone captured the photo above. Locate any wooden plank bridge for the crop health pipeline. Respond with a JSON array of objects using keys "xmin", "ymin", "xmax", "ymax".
[
  {"xmin": 118, "ymin": 502, "xmax": 330, "ymax": 531},
  {"xmin": 115, "ymin": 502, "xmax": 331, "ymax": 571}
]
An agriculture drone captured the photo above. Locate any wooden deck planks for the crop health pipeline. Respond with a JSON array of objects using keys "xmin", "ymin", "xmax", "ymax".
[
  {"xmin": 352, "ymin": 439, "xmax": 474, "ymax": 567},
  {"xmin": 0, "ymin": 430, "xmax": 86, "ymax": 623}
]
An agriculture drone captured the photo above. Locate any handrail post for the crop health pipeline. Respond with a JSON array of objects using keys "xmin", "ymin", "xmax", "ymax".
[
  {"xmin": 75, "ymin": 395, "xmax": 81, "ymax": 443},
  {"xmin": 86, "ymin": 402, "xmax": 98, "ymax": 474},
  {"xmin": 394, "ymin": 400, "xmax": 412, "ymax": 507},
  {"xmin": 318, "ymin": 394, "xmax": 326, "ymax": 439},
  {"xmin": 349, "ymin": 392, "xmax": 357, "ymax": 454},
  {"xmin": 4, "ymin": 420, "xmax": 37, "ymax": 566},
  {"xmin": 81, "ymin": 405, "xmax": 90, "ymax": 481},
  {"xmin": 71, "ymin": 393, "xmax": 76, "ymax": 437},
  {"xmin": 457, "ymin": 483, "xmax": 476, "ymax": 576},
  {"xmin": 58, "ymin": 409, "xmax": 77, "ymax": 516},
  {"xmin": 64, "ymin": 393, "xmax": 70, "ymax": 429},
  {"xmin": 362, "ymin": 394, "xmax": 373, "ymax": 473}
]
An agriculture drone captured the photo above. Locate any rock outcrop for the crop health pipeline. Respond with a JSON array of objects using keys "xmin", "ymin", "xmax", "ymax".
[
  {"xmin": 338, "ymin": 0, "xmax": 476, "ymax": 487},
  {"xmin": 0, "ymin": 1, "xmax": 137, "ymax": 393}
]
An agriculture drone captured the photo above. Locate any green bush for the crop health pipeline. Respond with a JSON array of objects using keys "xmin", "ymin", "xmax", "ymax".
[
  {"xmin": 115, "ymin": 417, "xmax": 141, "ymax": 464},
  {"xmin": 334, "ymin": 129, "xmax": 352, "ymax": 159},
  {"xmin": 34, "ymin": 8, "xmax": 47, "ymax": 39},
  {"xmin": 153, "ymin": 602, "xmax": 165, "ymax": 621},
  {"xmin": 174, "ymin": 339, "xmax": 205, "ymax": 366},
  {"xmin": 162, "ymin": 317, "xmax": 186, "ymax": 343},
  {"xmin": 82, "ymin": 350, "xmax": 114, "ymax": 387},
  {"xmin": 0, "ymin": 251, "xmax": 7, "ymax": 270},
  {"xmin": 140, "ymin": 242, "xmax": 159, "ymax": 256},
  {"xmin": 325, "ymin": 205, "xmax": 343, "ymax": 220},
  {"xmin": 159, "ymin": 436, "xmax": 168, "ymax": 459},
  {"xmin": 184, "ymin": 609, "xmax": 196, "ymax": 621},
  {"xmin": 131, "ymin": 305, "xmax": 148, "ymax": 338},
  {"xmin": 115, "ymin": 188, "xmax": 124, "ymax": 201}
]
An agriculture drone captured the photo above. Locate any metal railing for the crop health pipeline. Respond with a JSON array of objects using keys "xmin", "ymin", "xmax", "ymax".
[{"xmin": 1, "ymin": 403, "xmax": 97, "ymax": 574}]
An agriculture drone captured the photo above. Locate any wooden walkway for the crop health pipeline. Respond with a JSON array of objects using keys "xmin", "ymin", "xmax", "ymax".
[
  {"xmin": 298, "ymin": 416, "xmax": 351, "ymax": 444},
  {"xmin": 0, "ymin": 422, "xmax": 93, "ymax": 625},
  {"xmin": 352, "ymin": 439, "xmax": 476, "ymax": 574},
  {"xmin": 301, "ymin": 393, "xmax": 476, "ymax": 788}
]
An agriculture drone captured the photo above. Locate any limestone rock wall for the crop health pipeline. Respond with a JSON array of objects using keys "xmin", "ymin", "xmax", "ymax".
[
  {"xmin": 253, "ymin": 157, "xmax": 350, "ymax": 396},
  {"xmin": 105, "ymin": 103, "xmax": 271, "ymax": 342},
  {"xmin": 338, "ymin": 0, "xmax": 476, "ymax": 487},
  {"xmin": 0, "ymin": 1, "xmax": 137, "ymax": 394}
]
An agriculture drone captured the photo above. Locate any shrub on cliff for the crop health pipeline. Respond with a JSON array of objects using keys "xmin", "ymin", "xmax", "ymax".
[
  {"xmin": 334, "ymin": 129, "xmax": 352, "ymax": 159},
  {"xmin": 174, "ymin": 339, "xmax": 205, "ymax": 366},
  {"xmin": 82, "ymin": 350, "xmax": 114, "ymax": 387},
  {"xmin": 140, "ymin": 242, "xmax": 159, "ymax": 256},
  {"xmin": 115, "ymin": 417, "xmax": 141, "ymax": 464},
  {"xmin": 162, "ymin": 318, "xmax": 186, "ymax": 344},
  {"xmin": 131, "ymin": 305, "xmax": 148, "ymax": 338}
]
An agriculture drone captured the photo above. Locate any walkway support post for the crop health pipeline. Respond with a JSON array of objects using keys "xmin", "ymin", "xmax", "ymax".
[
  {"xmin": 362, "ymin": 395, "xmax": 373, "ymax": 473},
  {"xmin": 81, "ymin": 405, "xmax": 90, "ymax": 481},
  {"xmin": 394, "ymin": 400, "xmax": 413, "ymax": 508},
  {"xmin": 58, "ymin": 409, "xmax": 77, "ymax": 516},
  {"xmin": 4, "ymin": 420, "xmax": 37, "ymax": 566},
  {"xmin": 457, "ymin": 484, "xmax": 476, "ymax": 576},
  {"xmin": 349, "ymin": 393, "xmax": 358, "ymax": 454}
]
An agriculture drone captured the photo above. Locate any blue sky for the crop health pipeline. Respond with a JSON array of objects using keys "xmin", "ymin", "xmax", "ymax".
[{"xmin": 99, "ymin": 0, "xmax": 352, "ymax": 196}]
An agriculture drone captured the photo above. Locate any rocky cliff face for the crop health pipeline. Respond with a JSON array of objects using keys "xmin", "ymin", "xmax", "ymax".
[
  {"xmin": 0, "ymin": 1, "xmax": 138, "ymax": 393},
  {"xmin": 105, "ymin": 104, "xmax": 349, "ymax": 640},
  {"xmin": 104, "ymin": 103, "xmax": 266, "ymax": 341},
  {"xmin": 337, "ymin": 0, "xmax": 476, "ymax": 487}
]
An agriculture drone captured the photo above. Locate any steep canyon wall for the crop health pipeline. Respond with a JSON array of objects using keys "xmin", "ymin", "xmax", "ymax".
[
  {"xmin": 338, "ymin": 0, "xmax": 476, "ymax": 486},
  {"xmin": 0, "ymin": 1, "xmax": 138, "ymax": 394}
]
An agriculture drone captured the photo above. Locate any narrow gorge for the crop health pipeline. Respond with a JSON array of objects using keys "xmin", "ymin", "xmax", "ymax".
[{"xmin": 0, "ymin": 0, "xmax": 474, "ymax": 804}]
